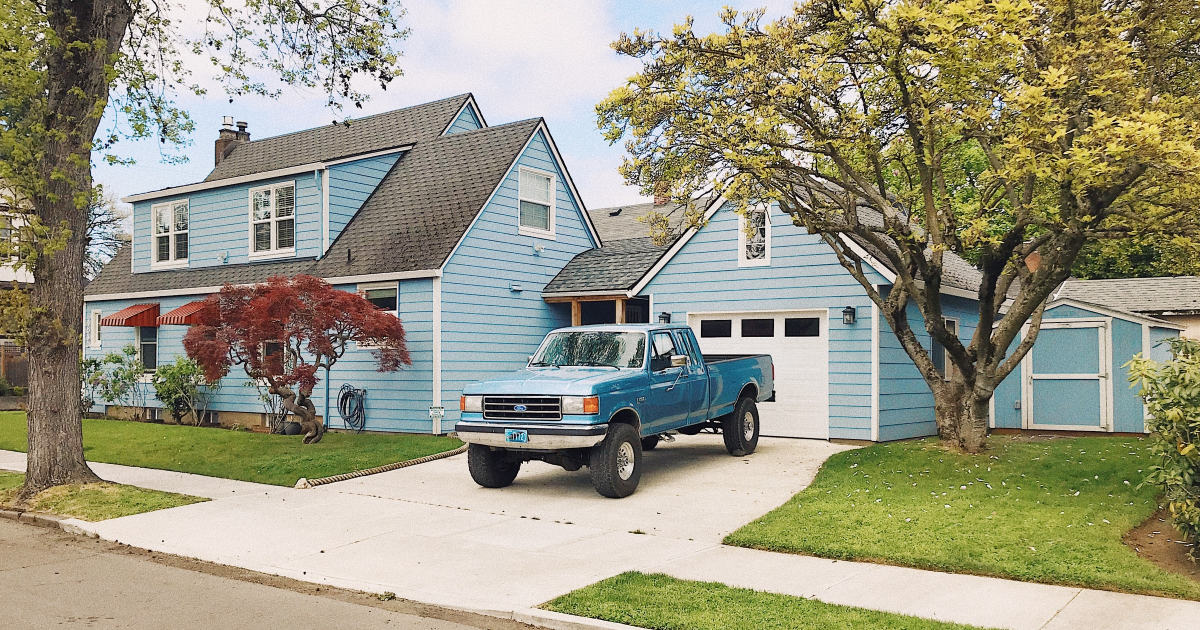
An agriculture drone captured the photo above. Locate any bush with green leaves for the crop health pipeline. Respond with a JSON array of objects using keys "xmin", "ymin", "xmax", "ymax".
[
  {"xmin": 96, "ymin": 346, "xmax": 146, "ymax": 418},
  {"xmin": 151, "ymin": 358, "xmax": 220, "ymax": 426},
  {"xmin": 80, "ymin": 357, "xmax": 104, "ymax": 413},
  {"xmin": 1128, "ymin": 337, "xmax": 1200, "ymax": 554}
]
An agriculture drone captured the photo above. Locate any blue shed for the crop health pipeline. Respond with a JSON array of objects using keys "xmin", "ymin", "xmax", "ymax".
[{"xmin": 991, "ymin": 298, "xmax": 1182, "ymax": 433}]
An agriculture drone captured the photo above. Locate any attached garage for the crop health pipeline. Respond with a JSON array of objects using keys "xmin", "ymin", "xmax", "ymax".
[{"xmin": 688, "ymin": 311, "xmax": 829, "ymax": 439}]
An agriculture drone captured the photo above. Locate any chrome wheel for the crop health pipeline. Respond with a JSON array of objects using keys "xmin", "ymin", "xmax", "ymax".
[
  {"xmin": 743, "ymin": 411, "xmax": 756, "ymax": 441},
  {"xmin": 616, "ymin": 441, "xmax": 636, "ymax": 480}
]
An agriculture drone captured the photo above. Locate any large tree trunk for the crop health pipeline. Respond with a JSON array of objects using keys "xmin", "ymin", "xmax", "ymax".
[
  {"xmin": 20, "ymin": 1, "xmax": 132, "ymax": 500},
  {"xmin": 933, "ymin": 376, "xmax": 992, "ymax": 454}
]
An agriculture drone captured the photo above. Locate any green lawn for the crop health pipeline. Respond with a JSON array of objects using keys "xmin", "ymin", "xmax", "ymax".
[
  {"xmin": 0, "ymin": 471, "xmax": 206, "ymax": 521},
  {"xmin": 726, "ymin": 436, "xmax": 1200, "ymax": 600},
  {"xmin": 0, "ymin": 412, "xmax": 462, "ymax": 487},
  {"xmin": 544, "ymin": 572, "xmax": 985, "ymax": 630}
]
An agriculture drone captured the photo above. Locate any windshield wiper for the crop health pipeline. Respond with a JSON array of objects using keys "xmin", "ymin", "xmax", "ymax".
[
  {"xmin": 529, "ymin": 361, "xmax": 559, "ymax": 368},
  {"xmin": 578, "ymin": 362, "xmax": 620, "ymax": 370}
]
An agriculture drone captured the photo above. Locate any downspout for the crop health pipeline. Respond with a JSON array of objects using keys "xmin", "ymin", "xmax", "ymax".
[{"xmin": 325, "ymin": 366, "xmax": 331, "ymax": 430}]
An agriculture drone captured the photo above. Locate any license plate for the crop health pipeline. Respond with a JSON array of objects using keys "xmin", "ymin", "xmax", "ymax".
[{"xmin": 504, "ymin": 429, "xmax": 529, "ymax": 444}]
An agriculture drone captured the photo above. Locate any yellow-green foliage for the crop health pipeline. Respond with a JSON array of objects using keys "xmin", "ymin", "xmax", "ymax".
[{"xmin": 1129, "ymin": 338, "xmax": 1200, "ymax": 554}]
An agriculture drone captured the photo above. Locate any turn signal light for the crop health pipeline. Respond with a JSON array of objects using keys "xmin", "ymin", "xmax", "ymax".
[
  {"xmin": 460, "ymin": 395, "xmax": 483, "ymax": 413},
  {"xmin": 583, "ymin": 396, "xmax": 600, "ymax": 414},
  {"xmin": 562, "ymin": 396, "xmax": 600, "ymax": 415}
]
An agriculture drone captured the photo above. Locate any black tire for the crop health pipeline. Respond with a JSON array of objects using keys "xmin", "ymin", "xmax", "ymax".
[
  {"xmin": 723, "ymin": 397, "xmax": 760, "ymax": 457},
  {"xmin": 467, "ymin": 444, "xmax": 520, "ymax": 488},
  {"xmin": 677, "ymin": 424, "xmax": 704, "ymax": 436},
  {"xmin": 590, "ymin": 423, "xmax": 643, "ymax": 498},
  {"xmin": 641, "ymin": 435, "xmax": 661, "ymax": 451}
]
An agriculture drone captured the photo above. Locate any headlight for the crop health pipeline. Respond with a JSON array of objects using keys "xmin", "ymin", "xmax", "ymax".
[
  {"xmin": 562, "ymin": 396, "xmax": 599, "ymax": 415},
  {"xmin": 460, "ymin": 395, "xmax": 483, "ymax": 413}
]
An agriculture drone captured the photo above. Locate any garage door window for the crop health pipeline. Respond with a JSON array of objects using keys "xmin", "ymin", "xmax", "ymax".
[
  {"xmin": 700, "ymin": 319, "xmax": 732, "ymax": 338},
  {"xmin": 785, "ymin": 317, "xmax": 820, "ymax": 337},
  {"xmin": 741, "ymin": 318, "xmax": 775, "ymax": 337}
]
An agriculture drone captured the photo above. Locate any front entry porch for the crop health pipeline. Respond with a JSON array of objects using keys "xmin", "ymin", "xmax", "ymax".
[{"xmin": 544, "ymin": 295, "xmax": 651, "ymax": 326}]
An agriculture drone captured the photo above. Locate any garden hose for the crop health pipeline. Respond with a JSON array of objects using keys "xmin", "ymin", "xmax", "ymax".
[{"xmin": 337, "ymin": 383, "xmax": 367, "ymax": 433}]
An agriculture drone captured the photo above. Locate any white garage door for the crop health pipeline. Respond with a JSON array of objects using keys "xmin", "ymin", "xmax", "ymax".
[{"xmin": 688, "ymin": 311, "xmax": 829, "ymax": 439}]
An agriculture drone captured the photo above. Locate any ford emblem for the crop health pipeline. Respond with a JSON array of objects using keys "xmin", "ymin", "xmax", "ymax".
[{"xmin": 513, "ymin": 404, "xmax": 528, "ymax": 412}]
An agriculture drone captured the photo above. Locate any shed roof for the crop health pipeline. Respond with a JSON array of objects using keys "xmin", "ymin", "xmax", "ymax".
[
  {"xmin": 1054, "ymin": 276, "xmax": 1200, "ymax": 315},
  {"xmin": 543, "ymin": 238, "xmax": 670, "ymax": 294}
]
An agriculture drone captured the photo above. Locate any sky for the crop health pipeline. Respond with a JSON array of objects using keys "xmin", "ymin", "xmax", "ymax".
[{"xmin": 94, "ymin": 0, "xmax": 792, "ymax": 213}]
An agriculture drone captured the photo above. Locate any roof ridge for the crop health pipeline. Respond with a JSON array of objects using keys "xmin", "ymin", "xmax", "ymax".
[{"xmin": 228, "ymin": 94, "xmax": 472, "ymax": 146}]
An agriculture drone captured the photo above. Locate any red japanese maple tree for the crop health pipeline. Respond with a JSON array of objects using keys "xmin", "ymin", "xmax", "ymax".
[{"xmin": 183, "ymin": 275, "xmax": 410, "ymax": 444}]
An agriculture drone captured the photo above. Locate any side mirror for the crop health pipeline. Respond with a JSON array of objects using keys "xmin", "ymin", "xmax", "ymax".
[{"xmin": 671, "ymin": 354, "xmax": 689, "ymax": 368}]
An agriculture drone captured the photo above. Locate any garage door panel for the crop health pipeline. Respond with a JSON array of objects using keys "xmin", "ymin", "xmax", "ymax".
[{"xmin": 690, "ymin": 311, "xmax": 829, "ymax": 440}]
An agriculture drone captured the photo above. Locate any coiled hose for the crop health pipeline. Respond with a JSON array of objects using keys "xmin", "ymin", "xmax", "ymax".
[{"xmin": 337, "ymin": 383, "xmax": 367, "ymax": 433}]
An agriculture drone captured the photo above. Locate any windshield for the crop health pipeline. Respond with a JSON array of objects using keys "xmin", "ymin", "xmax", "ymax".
[{"xmin": 531, "ymin": 331, "xmax": 646, "ymax": 368}]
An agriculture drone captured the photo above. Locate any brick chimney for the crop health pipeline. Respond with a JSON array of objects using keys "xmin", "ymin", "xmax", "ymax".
[
  {"xmin": 653, "ymin": 181, "xmax": 671, "ymax": 206},
  {"xmin": 214, "ymin": 117, "xmax": 250, "ymax": 166}
]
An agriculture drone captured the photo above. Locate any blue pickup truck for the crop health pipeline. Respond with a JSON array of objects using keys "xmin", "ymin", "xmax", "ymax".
[{"xmin": 455, "ymin": 324, "xmax": 774, "ymax": 498}]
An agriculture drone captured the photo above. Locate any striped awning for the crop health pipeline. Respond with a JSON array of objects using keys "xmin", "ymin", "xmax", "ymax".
[
  {"xmin": 99, "ymin": 303, "xmax": 159, "ymax": 327},
  {"xmin": 157, "ymin": 301, "xmax": 209, "ymax": 326}
]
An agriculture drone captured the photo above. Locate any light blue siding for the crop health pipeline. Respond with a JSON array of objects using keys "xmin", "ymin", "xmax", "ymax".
[
  {"xmin": 445, "ymin": 104, "xmax": 482, "ymax": 134},
  {"xmin": 1110, "ymin": 318, "xmax": 1146, "ymax": 432},
  {"xmin": 1149, "ymin": 326, "xmax": 1176, "ymax": 363},
  {"xmin": 326, "ymin": 153, "xmax": 403, "ymax": 247},
  {"xmin": 131, "ymin": 173, "xmax": 322, "ymax": 273},
  {"xmin": 640, "ymin": 203, "xmax": 891, "ymax": 441},
  {"xmin": 877, "ymin": 293, "xmax": 979, "ymax": 441},
  {"xmin": 438, "ymin": 130, "xmax": 596, "ymax": 426},
  {"xmin": 991, "ymin": 334, "xmax": 1023, "ymax": 429}
]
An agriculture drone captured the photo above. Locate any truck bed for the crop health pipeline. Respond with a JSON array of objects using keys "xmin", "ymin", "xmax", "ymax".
[{"xmin": 700, "ymin": 354, "xmax": 773, "ymax": 420}]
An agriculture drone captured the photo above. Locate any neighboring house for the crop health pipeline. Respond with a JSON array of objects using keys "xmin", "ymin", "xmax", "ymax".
[
  {"xmin": 84, "ymin": 94, "xmax": 600, "ymax": 431},
  {"xmin": 990, "ymin": 279, "xmax": 1187, "ymax": 433},
  {"xmin": 546, "ymin": 199, "xmax": 983, "ymax": 442}
]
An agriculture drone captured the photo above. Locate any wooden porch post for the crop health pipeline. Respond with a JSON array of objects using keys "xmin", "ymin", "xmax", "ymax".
[
  {"xmin": 571, "ymin": 300, "xmax": 582, "ymax": 326},
  {"xmin": 614, "ymin": 297, "xmax": 626, "ymax": 324}
]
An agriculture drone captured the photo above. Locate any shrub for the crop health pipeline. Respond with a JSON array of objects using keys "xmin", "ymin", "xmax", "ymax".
[
  {"xmin": 96, "ymin": 345, "xmax": 147, "ymax": 419},
  {"xmin": 1128, "ymin": 337, "xmax": 1200, "ymax": 555},
  {"xmin": 151, "ymin": 357, "xmax": 220, "ymax": 425}
]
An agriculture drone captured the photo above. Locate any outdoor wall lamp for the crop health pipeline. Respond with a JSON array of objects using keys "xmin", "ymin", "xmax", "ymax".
[
  {"xmin": 658, "ymin": 312, "xmax": 672, "ymax": 323},
  {"xmin": 842, "ymin": 306, "xmax": 857, "ymax": 326}
]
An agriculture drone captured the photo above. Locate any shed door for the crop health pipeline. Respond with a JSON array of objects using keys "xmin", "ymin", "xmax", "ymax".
[
  {"xmin": 688, "ymin": 311, "xmax": 829, "ymax": 439},
  {"xmin": 1024, "ymin": 321, "xmax": 1111, "ymax": 431}
]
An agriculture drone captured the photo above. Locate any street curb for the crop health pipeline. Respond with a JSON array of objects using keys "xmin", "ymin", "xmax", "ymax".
[
  {"xmin": 0, "ymin": 507, "xmax": 66, "ymax": 529},
  {"xmin": 437, "ymin": 604, "xmax": 645, "ymax": 630}
]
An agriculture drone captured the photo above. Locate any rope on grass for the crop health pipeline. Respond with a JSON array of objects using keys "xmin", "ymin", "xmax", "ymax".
[{"xmin": 294, "ymin": 443, "xmax": 468, "ymax": 488}]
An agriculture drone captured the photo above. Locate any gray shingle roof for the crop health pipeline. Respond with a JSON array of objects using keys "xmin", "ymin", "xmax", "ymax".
[
  {"xmin": 86, "ymin": 116, "xmax": 544, "ymax": 297},
  {"xmin": 204, "ymin": 95, "xmax": 471, "ymax": 181},
  {"xmin": 543, "ymin": 238, "xmax": 669, "ymax": 294},
  {"xmin": 1054, "ymin": 276, "xmax": 1200, "ymax": 314}
]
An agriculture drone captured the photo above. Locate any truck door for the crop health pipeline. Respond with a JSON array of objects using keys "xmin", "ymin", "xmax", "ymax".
[
  {"xmin": 674, "ymin": 328, "xmax": 709, "ymax": 425},
  {"xmin": 646, "ymin": 331, "xmax": 689, "ymax": 434}
]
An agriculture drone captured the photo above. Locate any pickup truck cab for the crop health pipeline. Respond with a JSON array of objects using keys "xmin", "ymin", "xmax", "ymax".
[{"xmin": 456, "ymin": 324, "xmax": 774, "ymax": 497}]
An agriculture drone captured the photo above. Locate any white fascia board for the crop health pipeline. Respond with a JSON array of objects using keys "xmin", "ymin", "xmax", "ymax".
[
  {"xmin": 627, "ymin": 196, "xmax": 726, "ymax": 297},
  {"xmin": 837, "ymin": 235, "xmax": 898, "ymax": 284},
  {"xmin": 1048, "ymin": 298, "xmax": 1186, "ymax": 330},
  {"xmin": 121, "ymin": 145, "xmax": 412, "ymax": 203},
  {"xmin": 83, "ymin": 268, "xmax": 441, "ymax": 302},
  {"xmin": 542, "ymin": 289, "xmax": 632, "ymax": 298}
]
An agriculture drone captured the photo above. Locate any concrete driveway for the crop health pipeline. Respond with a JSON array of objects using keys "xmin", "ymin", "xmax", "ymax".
[{"xmin": 81, "ymin": 434, "xmax": 850, "ymax": 612}]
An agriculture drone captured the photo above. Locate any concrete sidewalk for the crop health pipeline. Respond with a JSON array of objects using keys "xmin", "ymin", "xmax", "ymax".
[{"xmin": 3, "ymin": 443, "xmax": 1198, "ymax": 630}]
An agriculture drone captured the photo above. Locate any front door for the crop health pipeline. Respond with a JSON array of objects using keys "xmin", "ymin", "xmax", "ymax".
[
  {"xmin": 646, "ymin": 331, "xmax": 689, "ymax": 434},
  {"xmin": 1024, "ymin": 320, "xmax": 1111, "ymax": 431}
]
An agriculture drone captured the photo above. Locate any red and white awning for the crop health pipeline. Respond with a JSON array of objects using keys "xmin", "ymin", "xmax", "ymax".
[
  {"xmin": 156, "ymin": 301, "xmax": 208, "ymax": 326},
  {"xmin": 99, "ymin": 303, "xmax": 159, "ymax": 327}
]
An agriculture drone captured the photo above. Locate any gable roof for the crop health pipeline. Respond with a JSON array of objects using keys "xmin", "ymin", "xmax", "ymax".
[
  {"xmin": 205, "ymin": 94, "xmax": 472, "ymax": 181},
  {"xmin": 87, "ymin": 116, "xmax": 561, "ymax": 298},
  {"xmin": 1053, "ymin": 276, "xmax": 1200, "ymax": 315}
]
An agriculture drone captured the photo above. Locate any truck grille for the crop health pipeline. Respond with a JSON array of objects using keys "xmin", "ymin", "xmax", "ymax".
[{"xmin": 482, "ymin": 396, "xmax": 561, "ymax": 421}]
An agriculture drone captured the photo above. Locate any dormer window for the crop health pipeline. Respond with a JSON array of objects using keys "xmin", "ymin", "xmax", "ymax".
[
  {"xmin": 249, "ymin": 183, "xmax": 295, "ymax": 259},
  {"xmin": 518, "ymin": 168, "xmax": 555, "ymax": 238},
  {"xmin": 738, "ymin": 207, "xmax": 770, "ymax": 267},
  {"xmin": 152, "ymin": 200, "xmax": 189, "ymax": 268}
]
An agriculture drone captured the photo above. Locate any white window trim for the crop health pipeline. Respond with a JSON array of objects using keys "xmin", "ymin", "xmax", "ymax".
[
  {"xmin": 136, "ymin": 326, "xmax": 157, "ymax": 376},
  {"xmin": 150, "ymin": 200, "xmax": 189, "ymax": 270},
  {"xmin": 517, "ymin": 166, "xmax": 556, "ymax": 240},
  {"xmin": 356, "ymin": 282, "xmax": 399, "ymax": 349},
  {"xmin": 247, "ymin": 182, "xmax": 298, "ymax": 261},
  {"xmin": 89, "ymin": 310, "xmax": 102, "ymax": 348},
  {"xmin": 937, "ymin": 317, "xmax": 960, "ymax": 381},
  {"xmin": 737, "ymin": 207, "xmax": 771, "ymax": 267}
]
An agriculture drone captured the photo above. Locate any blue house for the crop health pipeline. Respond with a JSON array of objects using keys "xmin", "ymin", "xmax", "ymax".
[{"xmin": 85, "ymin": 94, "xmax": 600, "ymax": 432}]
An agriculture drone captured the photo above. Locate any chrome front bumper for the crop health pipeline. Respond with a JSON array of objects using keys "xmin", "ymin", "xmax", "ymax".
[{"xmin": 455, "ymin": 421, "xmax": 608, "ymax": 450}]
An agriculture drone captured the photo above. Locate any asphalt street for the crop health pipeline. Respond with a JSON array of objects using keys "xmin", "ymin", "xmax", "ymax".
[{"xmin": 0, "ymin": 518, "xmax": 522, "ymax": 630}]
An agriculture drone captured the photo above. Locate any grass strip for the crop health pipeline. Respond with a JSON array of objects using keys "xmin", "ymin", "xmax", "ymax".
[
  {"xmin": 0, "ymin": 471, "xmax": 207, "ymax": 521},
  {"xmin": 544, "ymin": 572, "xmax": 986, "ymax": 630}
]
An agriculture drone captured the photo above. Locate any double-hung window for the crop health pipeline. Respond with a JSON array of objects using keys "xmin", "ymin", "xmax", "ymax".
[
  {"xmin": 138, "ymin": 327, "xmax": 158, "ymax": 373},
  {"xmin": 738, "ymin": 207, "xmax": 770, "ymax": 266},
  {"xmin": 518, "ymin": 168, "xmax": 555, "ymax": 238},
  {"xmin": 151, "ymin": 200, "xmax": 189, "ymax": 268},
  {"xmin": 931, "ymin": 318, "xmax": 959, "ymax": 381},
  {"xmin": 249, "ymin": 183, "xmax": 295, "ymax": 258}
]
